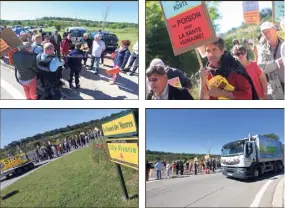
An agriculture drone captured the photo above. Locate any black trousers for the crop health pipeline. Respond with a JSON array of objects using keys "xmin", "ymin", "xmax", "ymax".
[{"xmin": 69, "ymin": 67, "xmax": 81, "ymax": 85}]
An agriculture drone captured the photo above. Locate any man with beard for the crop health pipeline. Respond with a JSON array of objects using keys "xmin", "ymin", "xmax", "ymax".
[
  {"xmin": 199, "ymin": 37, "xmax": 259, "ymax": 100},
  {"xmin": 36, "ymin": 43, "xmax": 64, "ymax": 99}
]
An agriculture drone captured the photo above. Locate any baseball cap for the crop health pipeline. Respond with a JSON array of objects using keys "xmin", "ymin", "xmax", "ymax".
[
  {"xmin": 149, "ymin": 58, "xmax": 165, "ymax": 67},
  {"xmin": 260, "ymin": 21, "xmax": 275, "ymax": 31},
  {"xmin": 248, "ymin": 39, "xmax": 254, "ymax": 45}
]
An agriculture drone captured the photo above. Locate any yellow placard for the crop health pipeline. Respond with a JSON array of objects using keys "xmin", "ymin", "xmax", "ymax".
[
  {"xmin": 168, "ymin": 77, "xmax": 182, "ymax": 88},
  {"xmin": 0, "ymin": 153, "xmax": 28, "ymax": 171},
  {"xmin": 102, "ymin": 112, "xmax": 137, "ymax": 137},
  {"xmin": 277, "ymin": 31, "xmax": 284, "ymax": 40},
  {"xmin": 106, "ymin": 139, "xmax": 138, "ymax": 170}
]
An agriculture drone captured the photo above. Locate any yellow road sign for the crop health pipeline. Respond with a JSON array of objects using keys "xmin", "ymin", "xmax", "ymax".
[
  {"xmin": 106, "ymin": 137, "xmax": 138, "ymax": 170},
  {"xmin": 102, "ymin": 111, "xmax": 137, "ymax": 137}
]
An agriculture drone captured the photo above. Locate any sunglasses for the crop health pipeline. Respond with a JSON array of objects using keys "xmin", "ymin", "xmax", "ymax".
[
  {"xmin": 148, "ymin": 77, "xmax": 159, "ymax": 83},
  {"xmin": 234, "ymin": 52, "xmax": 245, "ymax": 56}
]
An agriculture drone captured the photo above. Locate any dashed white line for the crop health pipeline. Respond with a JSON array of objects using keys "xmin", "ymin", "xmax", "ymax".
[{"xmin": 1, "ymin": 79, "xmax": 25, "ymax": 99}]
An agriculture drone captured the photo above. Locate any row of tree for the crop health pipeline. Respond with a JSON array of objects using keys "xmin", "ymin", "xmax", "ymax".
[
  {"xmin": 146, "ymin": 150, "xmax": 220, "ymax": 162},
  {"xmin": 1, "ymin": 17, "xmax": 138, "ymax": 30}
]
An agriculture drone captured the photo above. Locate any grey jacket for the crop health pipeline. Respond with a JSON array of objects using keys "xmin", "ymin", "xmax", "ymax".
[
  {"xmin": 12, "ymin": 51, "xmax": 38, "ymax": 81},
  {"xmin": 258, "ymin": 38, "xmax": 284, "ymax": 100}
]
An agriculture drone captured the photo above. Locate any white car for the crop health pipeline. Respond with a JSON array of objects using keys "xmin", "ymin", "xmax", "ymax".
[{"xmin": 65, "ymin": 27, "xmax": 87, "ymax": 46}]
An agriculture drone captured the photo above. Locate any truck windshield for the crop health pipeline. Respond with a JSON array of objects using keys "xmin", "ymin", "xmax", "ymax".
[{"xmin": 222, "ymin": 142, "xmax": 244, "ymax": 156}]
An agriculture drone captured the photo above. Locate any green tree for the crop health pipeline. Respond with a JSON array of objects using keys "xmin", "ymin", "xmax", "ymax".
[
  {"xmin": 263, "ymin": 134, "xmax": 279, "ymax": 140},
  {"xmin": 54, "ymin": 22, "xmax": 61, "ymax": 31}
]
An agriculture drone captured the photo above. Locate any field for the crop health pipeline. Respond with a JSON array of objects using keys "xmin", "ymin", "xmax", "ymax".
[
  {"xmin": 0, "ymin": 144, "xmax": 138, "ymax": 207},
  {"xmin": 44, "ymin": 26, "xmax": 138, "ymax": 52}
]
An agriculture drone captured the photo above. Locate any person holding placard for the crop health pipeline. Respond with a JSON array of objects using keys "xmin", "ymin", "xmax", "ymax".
[{"xmin": 199, "ymin": 37, "xmax": 259, "ymax": 100}]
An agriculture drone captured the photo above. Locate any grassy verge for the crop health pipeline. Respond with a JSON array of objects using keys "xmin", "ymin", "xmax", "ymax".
[{"xmin": 1, "ymin": 142, "xmax": 138, "ymax": 207}]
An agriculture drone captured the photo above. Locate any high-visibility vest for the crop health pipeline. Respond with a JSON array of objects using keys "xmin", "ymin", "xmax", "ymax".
[{"xmin": 8, "ymin": 48, "xmax": 19, "ymax": 66}]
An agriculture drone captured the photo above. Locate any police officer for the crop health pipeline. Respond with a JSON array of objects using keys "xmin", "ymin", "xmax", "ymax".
[
  {"xmin": 36, "ymin": 43, "xmax": 64, "ymax": 99},
  {"xmin": 31, "ymin": 34, "xmax": 43, "ymax": 55}
]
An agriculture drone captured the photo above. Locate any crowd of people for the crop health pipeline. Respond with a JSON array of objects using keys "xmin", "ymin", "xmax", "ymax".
[
  {"xmin": 0, "ymin": 26, "xmax": 137, "ymax": 99},
  {"xmin": 146, "ymin": 158, "xmax": 221, "ymax": 181},
  {"xmin": 146, "ymin": 20, "xmax": 284, "ymax": 100},
  {"xmin": 31, "ymin": 131, "xmax": 103, "ymax": 162}
]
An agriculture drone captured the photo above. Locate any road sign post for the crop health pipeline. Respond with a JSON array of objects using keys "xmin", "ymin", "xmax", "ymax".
[
  {"xmin": 101, "ymin": 110, "xmax": 138, "ymax": 200},
  {"xmin": 115, "ymin": 163, "xmax": 129, "ymax": 200}
]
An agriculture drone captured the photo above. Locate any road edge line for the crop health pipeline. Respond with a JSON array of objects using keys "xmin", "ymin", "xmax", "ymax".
[{"xmin": 272, "ymin": 176, "xmax": 284, "ymax": 208}]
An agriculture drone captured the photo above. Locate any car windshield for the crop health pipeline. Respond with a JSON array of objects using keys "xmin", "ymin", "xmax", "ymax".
[
  {"xmin": 222, "ymin": 142, "xmax": 245, "ymax": 156},
  {"xmin": 70, "ymin": 30, "xmax": 86, "ymax": 37}
]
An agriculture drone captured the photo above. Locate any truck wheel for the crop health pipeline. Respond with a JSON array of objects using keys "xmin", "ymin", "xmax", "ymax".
[
  {"xmin": 273, "ymin": 162, "xmax": 278, "ymax": 173},
  {"xmin": 29, "ymin": 163, "xmax": 35, "ymax": 170},
  {"xmin": 252, "ymin": 166, "xmax": 260, "ymax": 180},
  {"xmin": 15, "ymin": 168, "xmax": 23, "ymax": 175}
]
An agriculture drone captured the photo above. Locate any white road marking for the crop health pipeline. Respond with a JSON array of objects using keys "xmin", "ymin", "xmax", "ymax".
[
  {"xmin": 250, "ymin": 175, "xmax": 280, "ymax": 207},
  {"xmin": 1, "ymin": 79, "xmax": 25, "ymax": 99}
]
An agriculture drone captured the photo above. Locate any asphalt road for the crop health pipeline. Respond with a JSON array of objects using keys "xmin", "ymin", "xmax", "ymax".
[
  {"xmin": 0, "ymin": 56, "xmax": 138, "ymax": 100},
  {"xmin": 146, "ymin": 171, "xmax": 284, "ymax": 207}
]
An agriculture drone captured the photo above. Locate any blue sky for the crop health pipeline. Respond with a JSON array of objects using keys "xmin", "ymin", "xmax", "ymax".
[
  {"xmin": 146, "ymin": 109, "xmax": 284, "ymax": 155},
  {"xmin": 0, "ymin": 109, "xmax": 126, "ymax": 148},
  {"xmin": 216, "ymin": 1, "xmax": 272, "ymax": 33},
  {"xmin": 0, "ymin": 1, "xmax": 138, "ymax": 23}
]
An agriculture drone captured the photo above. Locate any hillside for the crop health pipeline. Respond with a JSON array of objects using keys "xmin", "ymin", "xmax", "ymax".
[{"xmin": 146, "ymin": 150, "xmax": 221, "ymax": 162}]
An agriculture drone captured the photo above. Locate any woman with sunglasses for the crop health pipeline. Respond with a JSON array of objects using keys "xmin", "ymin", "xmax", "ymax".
[{"xmin": 232, "ymin": 45, "xmax": 268, "ymax": 100}]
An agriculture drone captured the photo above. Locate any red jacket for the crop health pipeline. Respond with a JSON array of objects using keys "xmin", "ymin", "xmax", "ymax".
[{"xmin": 61, "ymin": 39, "xmax": 71, "ymax": 53}]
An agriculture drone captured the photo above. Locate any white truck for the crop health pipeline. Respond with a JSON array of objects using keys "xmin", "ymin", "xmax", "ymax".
[{"xmin": 221, "ymin": 134, "xmax": 284, "ymax": 180}]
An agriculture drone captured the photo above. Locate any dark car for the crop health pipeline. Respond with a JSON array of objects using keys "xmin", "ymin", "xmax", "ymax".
[{"xmin": 89, "ymin": 31, "xmax": 119, "ymax": 54}]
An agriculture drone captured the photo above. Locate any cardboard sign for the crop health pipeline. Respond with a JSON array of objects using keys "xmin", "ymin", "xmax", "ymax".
[
  {"xmin": 106, "ymin": 137, "xmax": 138, "ymax": 170},
  {"xmin": 277, "ymin": 31, "xmax": 285, "ymax": 39},
  {"xmin": 168, "ymin": 77, "xmax": 182, "ymax": 88},
  {"xmin": 102, "ymin": 111, "xmax": 137, "ymax": 138},
  {"xmin": 0, "ymin": 28, "xmax": 23, "ymax": 50},
  {"xmin": 0, "ymin": 38, "xmax": 11, "ymax": 57},
  {"xmin": 272, "ymin": 1, "xmax": 284, "ymax": 23},
  {"xmin": 160, "ymin": 1, "xmax": 217, "ymax": 56},
  {"xmin": 242, "ymin": 1, "xmax": 260, "ymax": 24}
]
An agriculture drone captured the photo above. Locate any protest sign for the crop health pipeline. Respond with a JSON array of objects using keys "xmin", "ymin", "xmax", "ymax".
[
  {"xmin": 0, "ymin": 28, "xmax": 23, "ymax": 49},
  {"xmin": 272, "ymin": 1, "xmax": 284, "ymax": 23},
  {"xmin": 160, "ymin": 1, "xmax": 217, "ymax": 56},
  {"xmin": 168, "ymin": 77, "xmax": 182, "ymax": 88},
  {"xmin": 242, "ymin": 1, "xmax": 260, "ymax": 24},
  {"xmin": 0, "ymin": 38, "xmax": 11, "ymax": 57}
]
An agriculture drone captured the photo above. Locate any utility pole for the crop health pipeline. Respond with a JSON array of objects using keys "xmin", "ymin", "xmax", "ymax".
[{"xmin": 102, "ymin": 3, "xmax": 110, "ymax": 30}]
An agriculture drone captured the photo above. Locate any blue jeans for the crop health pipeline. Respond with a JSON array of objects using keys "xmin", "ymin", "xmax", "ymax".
[
  {"xmin": 157, "ymin": 170, "xmax": 161, "ymax": 179},
  {"xmin": 91, "ymin": 56, "xmax": 100, "ymax": 72}
]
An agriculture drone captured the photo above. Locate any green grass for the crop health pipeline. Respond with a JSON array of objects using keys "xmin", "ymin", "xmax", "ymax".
[
  {"xmin": 0, "ymin": 144, "xmax": 138, "ymax": 207},
  {"xmin": 44, "ymin": 26, "xmax": 138, "ymax": 52}
]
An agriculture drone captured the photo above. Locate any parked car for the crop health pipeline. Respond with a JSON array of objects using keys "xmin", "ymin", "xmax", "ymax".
[
  {"xmin": 89, "ymin": 31, "xmax": 119, "ymax": 54},
  {"xmin": 65, "ymin": 27, "xmax": 87, "ymax": 47}
]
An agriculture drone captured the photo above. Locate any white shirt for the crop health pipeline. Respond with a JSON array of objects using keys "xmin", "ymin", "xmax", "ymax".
[
  {"xmin": 152, "ymin": 84, "xmax": 169, "ymax": 100},
  {"xmin": 92, "ymin": 40, "xmax": 106, "ymax": 57}
]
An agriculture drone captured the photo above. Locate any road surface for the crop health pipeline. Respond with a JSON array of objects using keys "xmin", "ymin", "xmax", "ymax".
[
  {"xmin": 0, "ymin": 56, "xmax": 138, "ymax": 100},
  {"xmin": 146, "ymin": 171, "xmax": 284, "ymax": 207}
]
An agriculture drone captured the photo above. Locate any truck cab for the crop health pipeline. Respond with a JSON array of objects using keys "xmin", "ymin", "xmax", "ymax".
[{"xmin": 221, "ymin": 135, "xmax": 284, "ymax": 180}]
